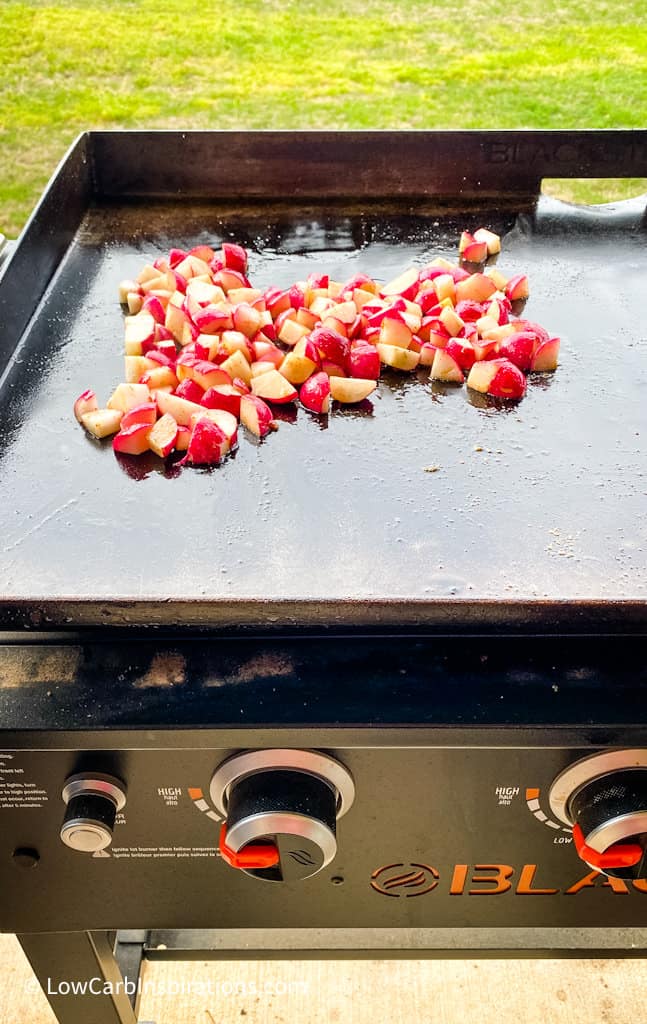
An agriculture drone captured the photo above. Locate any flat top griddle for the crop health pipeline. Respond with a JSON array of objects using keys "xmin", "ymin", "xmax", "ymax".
[{"xmin": 1, "ymin": 131, "xmax": 646, "ymax": 633}]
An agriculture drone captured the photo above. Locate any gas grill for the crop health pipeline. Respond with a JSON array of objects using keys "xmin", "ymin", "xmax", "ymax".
[{"xmin": 1, "ymin": 130, "xmax": 647, "ymax": 1024}]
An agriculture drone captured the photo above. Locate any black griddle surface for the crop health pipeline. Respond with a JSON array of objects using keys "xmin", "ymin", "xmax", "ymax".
[{"xmin": 1, "ymin": 197, "xmax": 646, "ymax": 631}]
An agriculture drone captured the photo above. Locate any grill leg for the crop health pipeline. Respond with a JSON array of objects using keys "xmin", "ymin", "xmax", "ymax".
[{"xmin": 16, "ymin": 931, "xmax": 139, "ymax": 1024}]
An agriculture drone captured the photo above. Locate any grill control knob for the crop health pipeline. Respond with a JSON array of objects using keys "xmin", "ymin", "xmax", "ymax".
[
  {"xmin": 60, "ymin": 773, "xmax": 127, "ymax": 853},
  {"xmin": 210, "ymin": 750, "xmax": 354, "ymax": 882},
  {"xmin": 549, "ymin": 750, "xmax": 647, "ymax": 879}
]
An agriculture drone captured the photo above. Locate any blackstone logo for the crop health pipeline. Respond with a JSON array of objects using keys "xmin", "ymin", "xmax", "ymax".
[
  {"xmin": 371, "ymin": 863, "xmax": 439, "ymax": 897},
  {"xmin": 370, "ymin": 862, "xmax": 647, "ymax": 897}
]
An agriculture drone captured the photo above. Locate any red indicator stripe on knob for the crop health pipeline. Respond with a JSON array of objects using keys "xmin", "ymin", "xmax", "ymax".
[
  {"xmin": 572, "ymin": 824, "xmax": 643, "ymax": 870},
  {"xmin": 219, "ymin": 823, "xmax": 280, "ymax": 870}
]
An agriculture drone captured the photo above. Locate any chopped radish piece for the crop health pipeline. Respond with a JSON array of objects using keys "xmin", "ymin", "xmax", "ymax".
[
  {"xmin": 347, "ymin": 341, "xmax": 380, "ymax": 380},
  {"xmin": 455, "ymin": 274, "xmax": 497, "ymax": 304},
  {"xmin": 505, "ymin": 274, "xmax": 530, "ymax": 302},
  {"xmin": 73, "ymin": 389, "xmax": 98, "ymax": 423},
  {"xmin": 184, "ymin": 418, "xmax": 229, "ymax": 465},
  {"xmin": 220, "ymin": 350, "xmax": 252, "ymax": 385},
  {"xmin": 107, "ymin": 383, "xmax": 150, "ymax": 413},
  {"xmin": 531, "ymin": 337, "xmax": 560, "ymax": 372},
  {"xmin": 240, "ymin": 394, "xmax": 276, "ymax": 437},
  {"xmin": 221, "ymin": 243, "xmax": 248, "ymax": 274},
  {"xmin": 81, "ymin": 409, "xmax": 123, "ymax": 438},
  {"xmin": 430, "ymin": 349, "xmax": 465, "ymax": 384},
  {"xmin": 380, "ymin": 267, "xmax": 419, "ymax": 301},
  {"xmin": 148, "ymin": 414, "xmax": 179, "ymax": 458},
  {"xmin": 190, "ymin": 408, "xmax": 237, "ymax": 444},
  {"xmin": 473, "ymin": 228, "xmax": 501, "ymax": 254},
  {"xmin": 498, "ymin": 332, "xmax": 537, "ymax": 372},
  {"xmin": 113, "ymin": 423, "xmax": 152, "ymax": 455},
  {"xmin": 461, "ymin": 240, "xmax": 488, "ymax": 263},
  {"xmin": 279, "ymin": 350, "xmax": 318, "ymax": 385},
  {"xmin": 467, "ymin": 359, "xmax": 527, "ymax": 400},
  {"xmin": 156, "ymin": 391, "xmax": 205, "ymax": 427},
  {"xmin": 174, "ymin": 379, "xmax": 205, "ymax": 403},
  {"xmin": 377, "ymin": 344, "xmax": 420, "ymax": 372},
  {"xmin": 300, "ymin": 372, "xmax": 331, "ymax": 414},
  {"xmin": 175, "ymin": 425, "xmax": 191, "ymax": 451},
  {"xmin": 121, "ymin": 402, "xmax": 157, "ymax": 429},
  {"xmin": 251, "ymin": 370, "xmax": 298, "ymax": 404},
  {"xmin": 329, "ymin": 377, "xmax": 376, "ymax": 404},
  {"xmin": 379, "ymin": 313, "xmax": 412, "ymax": 349},
  {"xmin": 202, "ymin": 385, "xmax": 242, "ymax": 417}
]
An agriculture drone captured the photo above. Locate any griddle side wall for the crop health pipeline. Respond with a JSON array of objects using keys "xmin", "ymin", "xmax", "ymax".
[{"xmin": 0, "ymin": 134, "xmax": 92, "ymax": 380}]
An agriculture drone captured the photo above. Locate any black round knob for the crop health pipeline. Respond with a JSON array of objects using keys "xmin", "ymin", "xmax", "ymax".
[
  {"xmin": 211, "ymin": 751, "xmax": 355, "ymax": 883},
  {"xmin": 225, "ymin": 769, "xmax": 337, "ymax": 882},
  {"xmin": 60, "ymin": 773, "xmax": 127, "ymax": 853},
  {"xmin": 550, "ymin": 752, "xmax": 647, "ymax": 879},
  {"xmin": 568, "ymin": 769, "xmax": 647, "ymax": 879}
]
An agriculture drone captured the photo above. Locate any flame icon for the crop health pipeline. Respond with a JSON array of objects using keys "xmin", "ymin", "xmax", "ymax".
[
  {"xmin": 371, "ymin": 862, "xmax": 439, "ymax": 897},
  {"xmin": 289, "ymin": 849, "xmax": 316, "ymax": 866}
]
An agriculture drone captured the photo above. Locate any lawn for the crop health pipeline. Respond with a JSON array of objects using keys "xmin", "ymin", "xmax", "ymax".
[{"xmin": 1, "ymin": 0, "xmax": 646, "ymax": 236}]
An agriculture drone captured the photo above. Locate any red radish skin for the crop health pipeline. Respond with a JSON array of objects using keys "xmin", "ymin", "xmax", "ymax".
[
  {"xmin": 146, "ymin": 349, "xmax": 175, "ymax": 368},
  {"xmin": 73, "ymin": 389, "xmax": 98, "ymax": 423},
  {"xmin": 121, "ymin": 402, "xmax": 157, "ymax": 429},
  {"xmin": 183, "ymin": 418, "xmax": 228, "ymax": 465},
  {"xmin": 445, "ymin": 339, "xmax": 476, "ymax": 372},
  {"xmin": 505, "ymin": 274, "xmax": 530, "ymax": 302},
  {"xmin": 460, "ymin": 240, "xmax": 488, "ymax": 263},
  {"xmin": 488, "ymin": 361, "xmax": 527, "ymax": 399},
  {"xmin": 174, "ymin": 379, "xmax": 205, "ymax": 403},
  {"xmin": 142, "ymin": 295, "xmax": 166, "ymax": 323},
  {"xmin": 221, "ymin": 243, "xmax": 248, "ymax": 274},
  {"xmin": 310, "ymin": 327, "xmax": 349, "ymax": 367},
  {"xmin": 168, "ymin": 248, "xmax": 188, "ymax": 269},
  {"xmin": 455, "ymin": 300, "xmax": 484, "ymax": 323},
  {"xmin": 347, "ymin": 341, "xmax": 381, "ymax": 380},
  {"xmin": 511, "ymin": 319, "xmax": 550, "ymax": 345},
  {"xmin": 194, "ymin": 307, "xmax": 232, "ymax": 334},
  {"xmin": 498, "ymin": 332, "xmax": 536, "ymax": 372},
  {"xmin": 201, "ymin": 385, "xmax": 242, "ymax": 417},
  {"xmin": 232, "ymin": 377, "xmax": 251, "ymax": 395},
  {"xmin": 113, "ymin": 423, "xmax": 152, "ymax": 455},
  {"xmin": 300, "ymin": 372, "xmax": 331, "ymax": 414}
]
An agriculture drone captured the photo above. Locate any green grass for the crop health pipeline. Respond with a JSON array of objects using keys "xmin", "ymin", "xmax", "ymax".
[{"xmin": 2, "ymin": 0, "xmax": 647, "ymax": 235}]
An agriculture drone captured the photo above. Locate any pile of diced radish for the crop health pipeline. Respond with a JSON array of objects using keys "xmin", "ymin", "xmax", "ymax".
[{"xmin": 74, "ymin": 231, "xmax": 560, "ymax": 466}]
